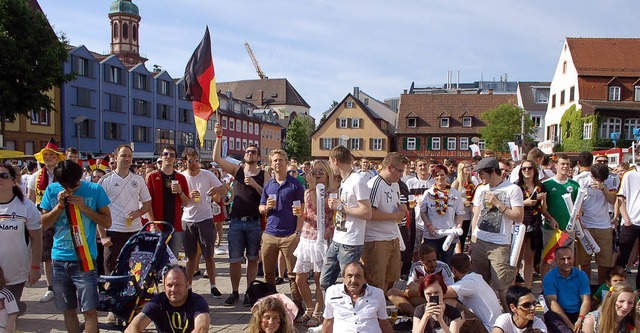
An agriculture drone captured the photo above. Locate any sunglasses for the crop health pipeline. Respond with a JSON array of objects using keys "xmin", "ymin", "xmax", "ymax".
[
  {"xmin": 287, "ymin": 170, "xmax": 298, "ymax": 175},
  {"xmin": 518, "ymin": 301, "xmax": 537, "ymax": 309},
  {"xmin": 245, "ymin": 150, "xmax": 258, "ymax": 155},
  {"xmin": 0, "ymin": 172, "xmax": 12, "ymax": 180},
  {"xmin": 162, "ymin": 152, "xmax": 176, "ymax": 157},
  {"xmin": 311, "ymin": 169, "xmax": 325, "ymax": 175},
  {"xmin": 521, "ymin": 166, "xmax": 534, "ymax": 171}
]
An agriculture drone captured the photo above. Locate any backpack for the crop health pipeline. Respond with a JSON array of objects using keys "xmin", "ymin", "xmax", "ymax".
[{"xmin": 246, "ymin": 280, "xmax": 277, "ymax": 307}]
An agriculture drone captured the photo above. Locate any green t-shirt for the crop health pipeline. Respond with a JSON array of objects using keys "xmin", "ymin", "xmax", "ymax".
[
  {"xmin": 542, "ymin": 177, "xmax": 579, "ymax": 230},
  {"xmin": 593, "ymin": 283, "xmax": 608, "ymax": 301}
]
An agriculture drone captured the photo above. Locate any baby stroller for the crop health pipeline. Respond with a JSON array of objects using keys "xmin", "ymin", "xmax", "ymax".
[{"xmin": 98, "ymin": 221, "xmax": 176, "ymax": 327}]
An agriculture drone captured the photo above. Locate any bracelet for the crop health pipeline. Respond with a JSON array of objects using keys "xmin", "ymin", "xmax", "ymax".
[
  {"xmin": 216, "ymin": 135, "xmax": 222, "ymax": 138},
  {"xmin": 578, "ymin": 315, "xmax": 585, "ymax": 319},
  {"xmin": 57, "ymin": 204, "xmax": 64, "ymax": 210},
  {"xmin": 499, "ymin": 205, "xmax": 507, "ymax": 213},
  {"xmin": 31, "ymin": 265, "xmax": 40, "ymax": 270}
]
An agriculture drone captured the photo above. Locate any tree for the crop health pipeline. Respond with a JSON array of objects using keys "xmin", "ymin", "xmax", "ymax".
[
  {"xmin": 0, "ymin": 0, "xmax": 74, "ymax": 136},
  {"xmin": 479, "ymin": 103, "xmax": 534, "ymax": 152},
  {"xmin": 283, "ymin": 116, "xmax": 314, "ymax": 162}
]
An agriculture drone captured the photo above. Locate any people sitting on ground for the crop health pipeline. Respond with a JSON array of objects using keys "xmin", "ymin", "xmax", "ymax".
[
  {"xmin": 582, "ymin": 282, "xmax": 636, "ymax": 333},
  {"xmin": 492, "ymin": 285, "xmax": 547, "ymax": 333},
  {"xmin": 388, "ymin": 245, "xmax": 454, "ymax": 318},
  {"xmin": 542, "ymin": 246, "xmax": 591, "ymax": 333},
  {"xmin": 0, "ymin": 266, "xmax": 18, "ymax": 333},
  {"xmin": 591, "ymin": 266, "xmax": 626, "ymax": 310},
  {"xmin": 248, "ymin": 295, "xmax": 297, "ymax": 333},
  {"xmin": 412, "ymin": 273, "xmax": 462, "ymax": 333},
  {"xmin": 125, "ymin": 265, "xmax": 210, "ymax": 333},
  {"xmin": 322, "ymin": 261, "xmax": 392, "ymax": 333},
  {"xmin": 445, "ymin": 253, "xmax": 501, "ymax": 333}
]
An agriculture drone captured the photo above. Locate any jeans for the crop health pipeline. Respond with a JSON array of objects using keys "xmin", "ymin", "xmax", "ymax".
[
  {"xmin": 51, "ymin": 260, "xmax": 99, "ymax": 313},
  {"xmin": 319, "ymin": 241, "xmax": 363, "ymax": 291},
  {"xmin": 227, "ymin": 218, "xmax": 262, "ymax": 263}
]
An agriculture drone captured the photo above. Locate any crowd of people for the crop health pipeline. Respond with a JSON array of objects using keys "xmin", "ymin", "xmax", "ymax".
[{"xmin": 3, "ymin": 129, "xmax": 640, "ymax": 333}]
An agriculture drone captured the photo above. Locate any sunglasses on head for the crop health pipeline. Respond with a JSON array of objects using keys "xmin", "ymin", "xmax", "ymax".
[
  {"xmin": 162, "ymin": 152, "xmax": 176, "ymax": 157},
  {"xmin": 0, "ymin": 172, "xmax": 12, "ymax": 180}
]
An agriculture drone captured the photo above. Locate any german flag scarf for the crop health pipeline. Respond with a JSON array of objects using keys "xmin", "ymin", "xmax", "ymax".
[
  {"xmin": 64, "ymin": 203, "xmax": 94, "ymax": 272},
  {"xmin": 36, "ymin": 166, "xmax": 49, "ymax": 204}
]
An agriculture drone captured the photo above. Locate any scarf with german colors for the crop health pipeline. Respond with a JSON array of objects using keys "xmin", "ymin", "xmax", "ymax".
[{"xmin": 64, "ymin": 203, "xmax": 94, "ymax": 272}]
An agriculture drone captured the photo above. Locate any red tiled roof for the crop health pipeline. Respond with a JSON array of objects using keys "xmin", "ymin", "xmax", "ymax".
[
  {"xmin": 397, "ymin": 93, "xmax": 517, "ymax": 135},
  {"xmin": 580, "ymin": 99, "xmax": 640, "ymax": 116},
  {"xmin": 568, "ymin": 38, "xmax": 640, "ymax": 76}
]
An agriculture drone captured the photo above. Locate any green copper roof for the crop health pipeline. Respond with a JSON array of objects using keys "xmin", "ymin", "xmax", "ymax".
[{"xmin": 109, "ymin": 0, "xmax": 139, "ymax": 16}]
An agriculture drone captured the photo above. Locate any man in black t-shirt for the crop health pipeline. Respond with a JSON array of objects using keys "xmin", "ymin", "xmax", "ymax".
[{"xmin": 125, "ymin": 265, "xmax": 210, "ymax": 333}]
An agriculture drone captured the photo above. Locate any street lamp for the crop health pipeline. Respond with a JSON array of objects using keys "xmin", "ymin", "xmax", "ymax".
[{"xmin": 74, "ymin": 116, "xmax": 87, "ymax": 152}]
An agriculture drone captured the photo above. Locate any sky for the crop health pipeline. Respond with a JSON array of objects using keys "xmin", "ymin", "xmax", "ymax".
[{"xmin": 39, "ymin": 0, "xmax": 640, "ymax": 120}]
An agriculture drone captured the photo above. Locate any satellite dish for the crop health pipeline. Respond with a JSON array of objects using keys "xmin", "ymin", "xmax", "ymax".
[{"xmin": 341, "ymin": 135, "xmax": 350, "ymax": 141}]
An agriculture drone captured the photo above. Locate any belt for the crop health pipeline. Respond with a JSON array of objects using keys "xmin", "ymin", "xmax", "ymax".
[{"xmin": 238, "ymin": 215, "xmax": 261, "ymax": 222}]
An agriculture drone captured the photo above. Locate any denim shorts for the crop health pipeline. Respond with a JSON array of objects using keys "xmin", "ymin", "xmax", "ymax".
[
  {"xmin": 228, "ymin": 217, "xmax": 262, "ymax": 263},
  {"xmin": 52, "ymin": 260, "xmax": 99, "ymax": 313}
]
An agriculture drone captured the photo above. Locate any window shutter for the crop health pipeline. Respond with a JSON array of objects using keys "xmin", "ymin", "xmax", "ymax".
[
  {"xmin": 336, "ymin": 118, "xmax": 340, "ymax": 128},
  {"xmin": 444, "ymin": 137, "xmax": 448, "ymax": 150},
  {"xmin": 402, "ymin": 137, "xmax": 407, "ymax": 150},
  {"xmin": 347, "ymin": 118, "xmax": 351, "ymax": 128},
  {"xmin": 369, "ymin": 138, "xmax": 373, "ymax": 150},
  {"xmin": 319, "ymin": 139, "xmax": 323, "ymax": 150},
  {"xmin": 359, "ymin": 118, "xmax": 364, "ymax": 128},
  {"xmin": 333, "ymin": 138, "xmax": 338, "ymax": 147},
  {"xmin": 416, "ymin": 137, "xmax": 421, "ymax": 150},
  {"xmin": 382, "ymin": 138, "xmax": 386, "ymax": 150},
  {"xmin": 427, "ymin": 137, "xmax": 432, "ymax": 150},
  {"xmin": 359, "ymin": 138, "xmax": 363, "ymax": 150}
]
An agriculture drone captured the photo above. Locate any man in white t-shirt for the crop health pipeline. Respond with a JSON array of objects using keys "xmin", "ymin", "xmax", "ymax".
[
  {"xmin": 445, "ymin": 253, "xmax": 502, "ymax": 333},
  {"xmin": 320, "ymin": 146, "xmax": 372, "ymax": 291},
  {"xmin": 615, "ymin": 168, "xmax": 640, "ymax": 289},
  {"xmin": 20, "ymin": 161, "xmax": 37, "ymax": 196},
  {"xmin": 470, "ymin": 157, "xmax": 524, "ymax": 310},
  {"xmin": 405, "ymin": 158, "xmax": 435, "ymax": 261},
  {"xmin": 180, "ymin": 148, "xmax": 225, "ymax": 297},
  {"xmin": 575, "ymin": 163, "xmax": 616, "ymax": 283},
  {"xmin": 362, "ymin": 152, "xmax": 408, "ymax": 293}
]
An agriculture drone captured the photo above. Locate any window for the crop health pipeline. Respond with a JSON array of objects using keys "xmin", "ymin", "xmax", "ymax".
[
  {"xmin": 407, "ymin": 118, "xmax": 417, "ymax": 128},
  {"xmin": 535, "ymin": 89, "xmax": 549, "ymax": 103},
  {"xmin": 338, "ymin": 118, "xmax": 348, "ymax": 128},
  {"xmin": 207, "ymin": 119, "xmax": 213, "ymax": 130},
  {"xmin": 77, "ymin": 119, "xmax": 95, "ymax": 138},
  {"xmin": 609, "ymin": 86, "xmax": 621, "ymax": 101},
  {"xmin": 205, "ymin": 140, "xmax": 213, "ymax": 151},
  {"xmin": 157, "ymin": 104, "xmax": 171, "ymax": 120},
  {"xmin": 235, "ymin": 119, "xmax": 241, "ymax": 132},
  {"xmin": 255, "ymin": 123, "xmax": 259, "ymax": 134},
  {"xmin": 350, "ymin": 138, "xmax": 360, "ymax": 150},
  {"xmin": 229, "ymin": 137, "xmax": 235, "ymax": 150},
  {"xmin": 242, "ymin": 139, "xmax": 247, "ymax": 150},
  {"xmin": 248, "ymin": 122, "xmax": 253, "ymax": 134},
  {"xmin": 178, "ymin": 108, "xmax": 191, "ymax": 123},
  {"xmin": 133, "ymin": 125, "xmax": 150, "ymax": 142},
  {"xmin": 447, "ymin": 137, "xmax": 456, "ymax": 150},
  {"xmin": 77, "ymin": 87, "xmax": 92, "ymax": 107},
  {"xmin": 113, "ymin": 22, "xmax": 119, "ymax": 39},
  {"xmin": 562, "ymin": 61, "xmax": 567, "ymax": 74},
  {"xmin": 462, "ymin": 117, "xmax": 472, "ymax": 127},
  {"xmin": 321, "ymin": 138, "xmax": 332, "ymax": 150},
  {"xmin": 106, "ymin": 66, "xmax": 123, "ymax": 84},
  {"xmin": 75, "ymin": 57, "xmax": 91, "ymax": 77},
  {"xmin": 235, "ymin": 138, "xmax": 241, "ymax": 151},
  {"xmin": 407, "ymin": 137, "xmax": 417, "ymax": 151},
  {"xmin": 104, "ymin": 122, "xmax": 123, "ymax": 140},
  {"xmin": 478, "ymin": 139, "xmax": 486, "ymax": 150},
  {"xmin": 339, "ymin": 137, "xmax": 348, "ymax": 147},
  {"xmin": 432, "ymin": 137, "xmax": 441, "ymax": 150},
  {"xmin": 551, "ymin": 94, "xmax": 556, "ymax": 108},
  {"xmin": 122, "ymin": 22, "xmax": 129, "ymax": 38},
  {"xmin": 24, "ymin": 141, "xmax": 34, "ymax": 155},
  {"xmin": 560, "ymin": 90, "xmax": 565, "ymax": 105},
  {"xmin": 440, "ymin": 118, "xmax": 449, "ymax": 128},
  {"xmin": 599, "ymin": 117, "xmax": 621, "ymax": 138},
  {"xmin": 134, "ymin": 73, "xmax": 149, "ymax": 91},
  {"xmin": 583, "ymin": 122, "xmax": 593, "ymax": 140},
  {"xmin": 222, "ymin": 117, "xmax": 227, "ymax": 129},
  {"xmin": 531, "ymin": 116, "xmax": 541, "ymax": 128},
  {"xmin": 351, "ymin": 118, "xmax": 360, "ymax": 128},
  {"xmin": 242, "ymin": 121, "xmax": 247, "ymax": 133},
  {"xmin": 372, "ymin": 138, "xmax": 383, "ymax": 151},
  {"xmin": 460, "ymin": 137, "xmax": 469, "ymax": 151},
  {"xmin": 106, "ymin": 93, "xmax": 123, "ymax": 112},
  {"xmin": 624, "ymin": 119, "xmax": 640, "ymax": 140},
  {"xmin": 134, "ymin": 99, "xmax": 150, "ymax": 116},
  {"xmin": 30, "ymin": 108, "xmax": 49, "ymax": 125},
  {"xmin": 159, "ymin": 80, "xmax": 172, "ymax": 96},
  {"xmin": 569, "ymin": 86, "xmax": 575, "ymax": 102},
  {"xmin": 346, "ymin": 101, "xmax": 354, "ymax": 108},
  {"xmin": 229, "ymin": 119, "xmax": 235, "ymax": 130},
  {"xmin": 635, "ymin": 87, "xmax": 640, "ymax": 102}
]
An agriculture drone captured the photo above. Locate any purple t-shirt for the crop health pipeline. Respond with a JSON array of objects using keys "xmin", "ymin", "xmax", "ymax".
[{"xmin": 260, "ymin": 175, "xmax": 305, "ymax": 236}]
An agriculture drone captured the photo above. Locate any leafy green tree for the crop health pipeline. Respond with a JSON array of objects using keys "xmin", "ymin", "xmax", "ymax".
[
  {"xmin": 479, "ymin": 103, "xmax": 534, "ymax": 152},
  {"xmin": 283, "ymin": 116, "xmax": 314, "ymax": 161},
  {"xmin": 0, "ymin": 0, "xmax": 73, "ymax": 136}
]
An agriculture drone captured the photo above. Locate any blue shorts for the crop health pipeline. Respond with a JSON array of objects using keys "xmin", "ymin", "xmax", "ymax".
[
  {"xmin": 228, "ymin": 217, "xmax": 262, "ymax": 263},
  {"xmin": 52, "ymin": 260, "xmax": 99, "ymax": 313}
]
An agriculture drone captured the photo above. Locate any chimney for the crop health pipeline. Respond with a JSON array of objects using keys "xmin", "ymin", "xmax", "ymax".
[
  {"xmin": 354, "ymin": 87, "xmax": 360, "ymax": 99},
  {"xmin": 403, "ymin": 89, "xmax": 408, "ymax": 94},
  {"xmin": 488, "ymin": 89, "xmax": 494, "ymax": 95},
  {"xmin": 258, "ymin": 90, "xmax": 264, "ymax": 108}
]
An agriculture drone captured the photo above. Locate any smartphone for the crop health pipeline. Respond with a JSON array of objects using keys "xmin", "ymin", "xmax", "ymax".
[{"xmin": 429, "ymin": 295, "xmax": 439, "ymax": 304}]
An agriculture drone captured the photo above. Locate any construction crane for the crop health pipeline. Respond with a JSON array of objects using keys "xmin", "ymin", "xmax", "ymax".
[{"xmin": 244, "ymin": 41, "xmax": 267, "ymax": 79}]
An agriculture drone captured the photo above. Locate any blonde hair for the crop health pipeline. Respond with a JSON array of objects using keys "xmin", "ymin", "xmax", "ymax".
[
  {"xmin": 309, "ymin": 160, "xmax": 334, "ymax": 190},
  {"xmin": 247, "ymin": 297, "xmax": 296, "ymax": 333},
  {"xmin": 598, "ymin": 282, "xmax": 636, "ymax": 333},
  {"xmin": 381, "ymin": 152, "xmax": 409, "ymax": 168},
  {"xmin": 269, "ymin": 149, "xmax": 288, "ymax": 162}
]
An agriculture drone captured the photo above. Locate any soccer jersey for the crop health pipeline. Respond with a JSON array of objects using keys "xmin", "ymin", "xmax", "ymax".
[
  {"xmin": 421, "ymin": 187, "xmax": 466, "ymax": 239},
  {"xmin": 0, "ymin": 196, "xmax": 40, "ymax": 285},
  {"xmin": 542, "ymin": 177, "xmax": 579, "ymax": 230},
  {"xmin": 181, "ymin": 170, "xmax": 222, "ymax": 223},
  {"xmin": 366, "ymin": 175, "xmax": 401, "ymax": 242},
  {"xmin": 405, "ymin": 177, "xmax": 435, "ymax": 230},
  {"xmin": 473, "ymin": 180, "xmax": 524, "ymax": 245},
  {"xmin": 578, "ymin": 175, "xmax": 615, "ymax": 229},
  {"xmin": 333, "ymin": 171, "xmax": 371, "ymax": 246},
  {"xmin": 100, "ymin": 171, "xmax": 151, "ymax": 232},
  {"xmin": 0, "ymin": 288, "xmax": 18, "ymax": 330}
]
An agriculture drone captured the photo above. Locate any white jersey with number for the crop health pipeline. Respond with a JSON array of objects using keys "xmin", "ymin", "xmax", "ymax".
[
  {"xmin": 333, "ymin": 172, "xmax": 371, "ymax": 246},
  {"xmin": 405, "ymin": 177, "xmax": 435, "ymax": 230},
  {"xmin": 366, "ymin": 175, "xmax": 401, "ymax": 242}
]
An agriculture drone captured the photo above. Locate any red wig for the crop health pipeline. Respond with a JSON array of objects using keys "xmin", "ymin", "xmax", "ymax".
[{"xmin": 430, "ymin": 164, "xmax": 449, "ymax": 178}]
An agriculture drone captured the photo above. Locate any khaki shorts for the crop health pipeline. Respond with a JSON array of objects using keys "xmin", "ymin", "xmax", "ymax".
[
  {"xmin": 362, "ymin": 238, "xmax": 402, "ymax": 289},
  {"xmin": 575, "ymin": 227, "xmax": 615, "ymax": 267},
  {"xmin": 470, "ymin": 239, "xmax": 514, "ymax": 290}
]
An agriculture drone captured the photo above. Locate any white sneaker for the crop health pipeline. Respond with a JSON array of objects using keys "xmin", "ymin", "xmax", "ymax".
[
  {"xmin": 307, "ymin": 325, "xmax": 322, "ymax": 333},
  {"xmin": 39, "ymin": 290, "xmax": 54, "ymax": 303},
  {"xmin": 215, "ymin": 246, "xmax": 227, "ymax": 255}
]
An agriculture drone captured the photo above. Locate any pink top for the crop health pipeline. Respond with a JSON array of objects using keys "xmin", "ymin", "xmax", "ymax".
[{"xmin": 301, "ymin": 188, "xmax": 335, "ymax": 240}]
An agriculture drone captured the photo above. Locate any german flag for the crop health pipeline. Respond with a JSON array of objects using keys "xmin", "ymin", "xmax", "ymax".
[
  {"xmin": 542, "ymin": 229, "xmax": 573, "ymax": 264},
  {"xmin": 184, "ymin": 26, "xmax": 219, "ymax": 148},
  {"xmin": 64, "ymin": 203, "xmax": 94, "ymax": 272}
]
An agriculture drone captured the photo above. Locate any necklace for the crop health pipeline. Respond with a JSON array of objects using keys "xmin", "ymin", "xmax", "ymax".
[
  {"xmin": 432, "ymin": 184, "xmax": 450, "ymax": 215},
  {"xmin": 462, "ymin": 181, "xmax": 475, "ymax": 202}
]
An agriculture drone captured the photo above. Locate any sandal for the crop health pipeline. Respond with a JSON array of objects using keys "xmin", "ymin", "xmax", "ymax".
[
  {"xmin": 295, "ymin": 311, "xmax": 312, "ymax": 324},
  {"xmin": 305, "ymin": 313, "xmax": 323, "ymax": 327}
]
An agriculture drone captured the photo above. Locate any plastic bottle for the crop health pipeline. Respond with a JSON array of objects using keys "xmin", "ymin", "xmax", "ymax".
[{"xmin": 538, "ymin": 294, "xmax": 548, "ymax": 313}]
